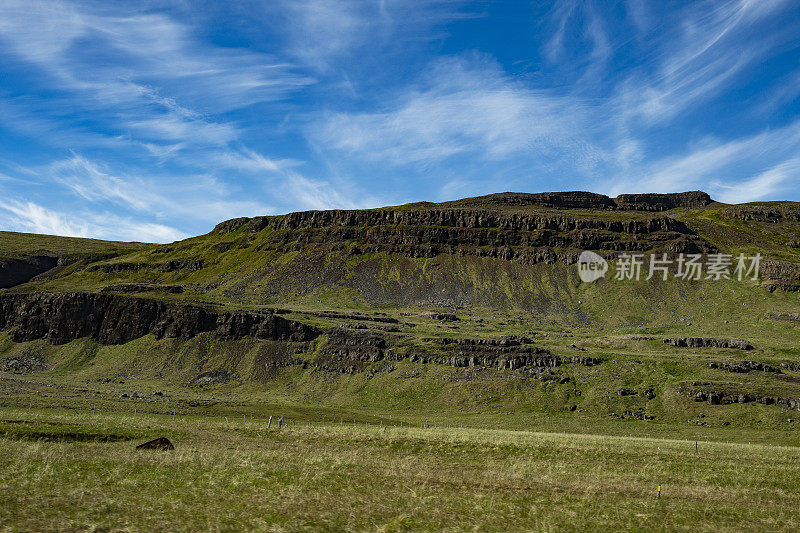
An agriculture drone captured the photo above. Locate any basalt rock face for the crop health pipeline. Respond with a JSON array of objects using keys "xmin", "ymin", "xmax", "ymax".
[
  {"xmin": 707, "ymin": 360, "xmax": 781, "ymax": 373},
  {"xmin": 0, "ymin": 255, "xmax": 59, "ymax": 288},
  {"xmin": 315, "ymin": 328, "xmax": 602, "ymax": 374},
  {"xmin": 0, "ymin": 292, "xmax": 320, "ymax": 345},
  {"xmin": 442, "ymin": 191, "xmax": 712, "ymax": 211},
  {"xmin": 214, "ymin": 191, "xmax": 713, "ymax": 235},
  {"xmin": 723, "ymin": 204, "xmax": 800, "ymax": 223},
  {"xmin": 613, "ymin": 191, "xmax": 713, "ymax": 211},
  {"xmin": 684, "ymin": 383, "xmax": 800, "ymax": 410},
  {"xmin": 664, "ymin": 338, "xmax": 754, "ymax": 350},
  {"xmin": 100, "ymin": 284, "xmax": 184, "ymax": 294},
  {"xmin": 213, "ymin": 193, "xmax": 714, "ymax": 263}
]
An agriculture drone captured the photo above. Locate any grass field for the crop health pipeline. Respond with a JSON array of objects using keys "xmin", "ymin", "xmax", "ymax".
[
  {"xmin": 0, "ymin": 231, "xmax": 148, "ymax": 257},
  {"xmin": 1, "ymin": 406, "xmax": 798, "ymax": 531}
]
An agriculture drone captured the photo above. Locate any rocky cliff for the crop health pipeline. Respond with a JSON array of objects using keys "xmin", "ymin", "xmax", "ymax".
[
  {"xmin": 212, "ymin": 192, "xmax": 715, "ymax": 263},
  {"xmin": 0, "ymin": 292, "xmax": 320, "ymax": 345},
  {"xmin": 0, "ymin": 255, "xmax": 59, "ymax": 288}
]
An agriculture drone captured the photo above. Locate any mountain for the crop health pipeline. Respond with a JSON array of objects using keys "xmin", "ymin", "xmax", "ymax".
[{"xmin": 2, "ymin": 191, "xmax": 800, "ymax": 429}]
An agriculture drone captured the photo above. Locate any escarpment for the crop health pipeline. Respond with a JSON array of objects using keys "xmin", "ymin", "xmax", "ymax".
[
  {"xmin": 212, "ymin": 192, "xmax": 715, "ymax": 263},
  {"xmin": 0, "ymin": 255, "xmax": 59, "ymax": 288},
  {"xmin": 312, "ymin": 328, "xmax": 602, "ymax": 375},
  {"xmin": 0, "ymin": 292, "xmax": 320, "ymax": 345}
]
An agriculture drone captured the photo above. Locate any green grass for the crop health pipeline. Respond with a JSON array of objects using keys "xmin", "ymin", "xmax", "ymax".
[
  {"xmin": 0, "ymin": 230, "xmax": 148, "ymax": 256},
  {"xmin": 3, "ymin": 204, "xmax": 800, "ymax": 530},
  {"xmin": 0, "ymin": 407, "xmax": 798, "ymax": 531}
]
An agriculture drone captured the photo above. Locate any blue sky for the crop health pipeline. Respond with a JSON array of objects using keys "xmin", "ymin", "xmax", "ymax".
[{"xmin": 1, "ymin": 0, "xmax": 799, "ymax": 242}]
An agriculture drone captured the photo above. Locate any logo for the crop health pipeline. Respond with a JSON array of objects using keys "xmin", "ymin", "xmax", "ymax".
[{"xmin": 578, "ymin": 250, "xmax": 608, "ymax": 282}]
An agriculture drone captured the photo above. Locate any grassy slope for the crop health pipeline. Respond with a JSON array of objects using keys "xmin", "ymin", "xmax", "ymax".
[
  {"xmin": 0, "ymin": 230, "xmax": 148, "ymax": 256},
  {"xmin": 3, "ymin": 202, "xmax": 800, "ymax": 433},
  {"xmin": 3, "ymin": 203, "xmax": 800, "ymax": 530}
]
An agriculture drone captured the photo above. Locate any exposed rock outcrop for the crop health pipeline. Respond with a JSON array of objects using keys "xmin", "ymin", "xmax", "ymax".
[
  {"xmin": 707, "ymin": 360, "xmax": 781, "ymax": 373},
  {"xmin": 684, "ymin": 383, "xmax": 800, "ymax": 410},
  {"xmin": 613, "ymin": 191, "xmax": 712, "ymax": 211},
  {"xmin": 0, "ymin": 255, "xmax": 59, "ymax": 288},
  {"xmin": 314, "ymin": 328, "xmax": 601, "ymax": 374},
  {"xmin": 208, "ymin": 192, "xmax": 716, "ymax": 267},
  {"xmin": 443, "ymin": 191, "xmax": 712, "ymax": 211},
  {"xmin": 664, "ymin": 337, "xmax": 754, "ymax": 350},
  {"xmin": 0, "ymin": 292, "xmax": 320, "ymax": 345},
  {"xmin": 161, "ymin": 260, "xmax": 203, "ymax": 272},
  {"xmin": 100, "ymin": 284, "xmax": 184, "ymax": 294}
]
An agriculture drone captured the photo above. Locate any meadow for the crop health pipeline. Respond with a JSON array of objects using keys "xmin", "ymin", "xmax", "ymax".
[{"xmin": 1, "ymin": 405, "xmax": 799, "ymax": 532}]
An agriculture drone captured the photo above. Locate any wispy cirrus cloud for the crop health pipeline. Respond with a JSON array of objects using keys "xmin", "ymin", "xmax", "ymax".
[
  {"xmin": 1, "ymin": 0, "xmax": 799, "ymax": 243},
  {"xmin": 268, "ymin": 0, "xmax": 483, "ymax": 72},
  {"xmin": 311, "ymin": 54, "xmax": 597, "ymax": 167},
  {"xmin": 605, "ymin": 118, "xmax": 800, "ymax": 199},
  {"xmin": 0, "ymin": 199, "xmax": 188, "ymax": 242},
  {"xmin": 616, "ymin": 0, "xmax": 796, "ymax": 124}
]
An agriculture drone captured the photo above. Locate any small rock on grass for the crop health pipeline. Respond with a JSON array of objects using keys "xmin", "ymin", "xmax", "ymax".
[{"xmin": 136, "ymin": 437, "xmax": 174, "ymax": 451}]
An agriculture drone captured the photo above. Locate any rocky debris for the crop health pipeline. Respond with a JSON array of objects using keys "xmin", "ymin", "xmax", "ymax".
[
  {"xmin": 212, "ymin": 241, "xmax": 235, "ymax": 252},
  {"xmin": 664, "ymin": 337, "xmax": 754, "ymax": 350},
  {"xmin": 0, "ymin": 292, "xmax": 320, "ymax": 345},
  {"xmin": 432, "ymin": 335, "xmax": 534, "ymax": 347},
  {"xmin": 684, "ymin": 383, "xmax": 800, "ymax": 410},
  {"xmin": 191, "ymin": 371, "xmax": 232, "ymax": 385},
  {"xmin": 642, "ymin": 389, "xmax": 656, "ymax": 400},
  {"xmin": 707, "ymin": 360, "xmax": 782, "ymax": 374},
  {"xmin": 423, "ymin": 312, "xmax": 459, "ymax": 322},
  {"xmin": 136, "ymin": 437, "xmax": 174, "ymax": 451},
  {"xmin": 100, "ymin": 284, "xmax": 184, "ymax": 294},
  {"xmin": 618, "ymin": 388, "xmax": 637, "ymax": 396},
  {"xmin": 87, "ymin": 262, "xmax": 148, "ymax": 273},
  {"xmin": 1, "ymin": 351, "xmax": 45, "ymax": 373},
  {"xmin": 610, "ymin": 409, "xmax": 655, "ymax": 420},
  {"xmin": 161, "ymin": 260, "xmax": 203, "ymax": 272},
  {"xmin": 760, "ymin": 260, "xmax": 800, "ymax": 292},
  {"xmin": 771, "ymin": 313, "xmax": 800, "ymax": 321},
  {"xmin": 0, "ymin": 255, "xmax": 59, "ymax": 288},
  {"xmin": 781, "ymin": 361, "xmax": 800, "ymax": 372},
  {"xmin": 305, "ymin": 310, "xmax": 399, "ymax": 324},
  {"xmin": 762, "ymin": 280, "xmax": 800, "ymax": 293}
]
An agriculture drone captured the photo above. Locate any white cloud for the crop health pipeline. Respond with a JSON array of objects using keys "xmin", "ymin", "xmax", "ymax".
[
  {"xmin": 617, "ymin": 0, "xmax": 794, "ymax": 124},
  {"xmin": 30, "ymin": 153, "xmax": 274, "ymax": 230},
  {"xmin": 0, "ymin": 200, "xmax": 90, "ymax": 238},
  {"xmin": 0, "ymin": 0, "xmax": 314, "ymax": 164},
  {"xmin": 212, "ymin": 148, "xmax": 300, "ymax": 174},
  {"xmin": 311, "ymin": 55, "xmax": 596, "ymax": 166},
  {"xmin": 272, "ymin": 0, "xmax": 481, "ymax": 71},
  {"xmin": 604, "ymin": 118, "xmax": 800, "ymax": 200},
  {"xmin": 711, "ymin": 158, "xmax": 800, "ymax": 204},
  {"xmin": 279, "ymin": 171, "xmax": 380, "ymax": 211}
]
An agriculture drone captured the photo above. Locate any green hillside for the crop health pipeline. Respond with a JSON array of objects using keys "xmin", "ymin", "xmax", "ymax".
[
  {"xmin": 2, "ymin": 191, "xmax": 800, "ymax": 438},
  {"xmin": 0, "ymin": 230, "xmax": 148, "ymax": 256}
]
